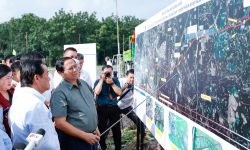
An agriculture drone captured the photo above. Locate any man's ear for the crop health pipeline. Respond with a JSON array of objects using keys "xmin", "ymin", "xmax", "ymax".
[
  {"xmin": 33, "ymin": 74, "xmax": 39, "ymax": 84},
  {"xmin": 13, "ymin": 72, "xmax": 16, "ymax": 76},
  {"xmin": 58, "ymin": 71, "xmax": 63, "ymax": 76}
]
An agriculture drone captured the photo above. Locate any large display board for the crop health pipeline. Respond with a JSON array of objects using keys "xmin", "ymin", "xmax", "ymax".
[
  {"xmin": 64, "ymin": 43, "xmax": 97, "ymax": 86},
  {"xmin": 134, "ymin": 0, "xmax": 250, "ymax": 149}
]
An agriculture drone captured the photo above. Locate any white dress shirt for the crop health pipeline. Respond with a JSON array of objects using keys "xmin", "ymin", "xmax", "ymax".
[
  {"xmin": 80, "ymin": 69, "xmax": 93, "ymax": 87},
  {"xmin": 42, "ymin": 72, "xmax": 54, "ymax": 102},
  {"xmin": 9, "ymin": 87, "xmax": 59, "ymax": 150},
  {"xmin": 54, "ymin": 71, "xmax": 62, "ymax": 89},
  {"xmin": 107, "ymin": 60, "xmax": 112, "ymax": 66},
  {"xmin": 117, "ymin": 78, "xmax": 134, "ymax": 110},
  {"xmin": 11, "ymin": 80, "xmax": 18, "ymax": 84}
]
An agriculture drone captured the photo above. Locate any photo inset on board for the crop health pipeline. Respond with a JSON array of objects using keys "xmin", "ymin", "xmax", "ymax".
[
  {"xmin": 169, "ymin": 112, "xmax": 188, "ymax": 150},
  {"xmin": 154, "ymin": 101, "xmax": 164, "ymax": 132},
  {"xmin": 193, "ymin": 127, "xmax": 223, "ymax": 150},
  {"xmin": 146, "ymin": 95, "xmax": 153, "ymax": 120}
]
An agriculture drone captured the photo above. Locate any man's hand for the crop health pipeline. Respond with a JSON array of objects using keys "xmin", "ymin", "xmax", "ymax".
[
  {"xmin": 83, "ymin": 133, "xmax": 100, "ymax": 145},
  {"xmin": 96, "ymin": 127, "xmax": 100, "ymax": 136},
  {"xmin": 122, "ymin": 82, "xmax": 129, "ymax": 92},
  {"xmin": 44, "ymin": 101, "xmax": 50, "ymax": 108},
  {"xmin": 100, "ymin": 72, "xmax": 105, "ymax": 80},
  {"xmin": 106, "ymin": 77, "xmax": 113, "ymax": 84},
  {"xmin": 11, "ymin": 83, "xmax": 17, "ymax": 90}
]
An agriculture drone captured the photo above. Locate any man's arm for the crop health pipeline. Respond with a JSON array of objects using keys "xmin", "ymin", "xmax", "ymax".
[
  {"xmin": 94, "ymin": 73, "xmax": 106, "ymax": 95},
  {"xmin": 54, "ymin": 117, "xmax": 100, "ymax": 145},
  {"xmin": 106, "ymin": 78, "xmax": 122, "ymax": 96},
  {"xmin": 94, "ymin": 79, "xmax": 104, "ymax": 95},
  {"xmin": 111, "ymin": 84, "xmax": 122, "ymax": 96}
]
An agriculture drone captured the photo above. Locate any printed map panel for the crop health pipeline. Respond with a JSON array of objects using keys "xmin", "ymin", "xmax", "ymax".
[
  {"xmin": 135, "ymin": 0, "xmax": 250, "ymax": 149},
  {"xmin": 169, "ymin": 112, "xmax": 188, "ymax": 150}
]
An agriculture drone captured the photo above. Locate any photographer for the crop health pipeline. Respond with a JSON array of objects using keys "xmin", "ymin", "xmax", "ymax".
[
  {"xmin": 118, "ymin": 69, "xmax": 146, "ymax": 139},
  {"xmin": 94, "ymin": 65, "xmax": 122, "ymax": 150}
]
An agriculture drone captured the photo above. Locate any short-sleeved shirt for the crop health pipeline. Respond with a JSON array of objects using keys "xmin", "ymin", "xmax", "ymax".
[
  {"xmin": 51, "ymin": 79, "xmax": 98, "ymax": 133},
  {"xmin": 94, "ymin": 78, "xmax": 121, "ymax": 105}
]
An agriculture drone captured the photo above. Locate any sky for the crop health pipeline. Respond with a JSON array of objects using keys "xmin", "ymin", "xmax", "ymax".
[{"xmin": 0, "ymin": 0, "xmax": 177, "ymax": 23}]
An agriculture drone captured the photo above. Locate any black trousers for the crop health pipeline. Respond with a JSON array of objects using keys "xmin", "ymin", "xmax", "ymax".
[
  {"xmin": 120, "ymin": 106, "xmax": 146, "ymax": 137},
  {"xmin": 97, "ymin": 106, "xmax": 121, "ymax": 150}
]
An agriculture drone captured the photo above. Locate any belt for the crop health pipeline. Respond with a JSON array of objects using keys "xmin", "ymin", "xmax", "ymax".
[{"xmin": 98, "ymin": 104, "xmax": 118, "ymax": 108}]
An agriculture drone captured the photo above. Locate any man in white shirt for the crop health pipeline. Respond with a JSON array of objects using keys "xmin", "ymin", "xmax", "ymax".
[
  {"xmin": 105, "ymin": 56, "xmax": 112, "ymax": 66},
  {"xmin": 77, "ymin": 53, "xmax": 92, "ymax": 87},
  {"xmin": 118, "ymin": 69, "xmax": 146, "ymax": 138},
  {"xmin": 9, "ymin": 59, "xmax": 60, "ymax": 150},
  {"xmin": 12, "ymin": 51, "xmax": 45, "ymax": 104},
  {"xmin": 11, "ymin": 61, "xmax": 21, "ymax": 84},
  {"xmin": 41, "ymin": 57, "xmax": 54, "ymax": 104},
  {"xmin": 54, "ymin": 47, "xmax": 78, "ymax": 88}
]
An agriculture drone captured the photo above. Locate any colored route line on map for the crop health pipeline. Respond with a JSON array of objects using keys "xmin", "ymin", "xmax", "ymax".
[
  {"xmin": 136, "ymin": 83, "xmax": 250, "ymax": 145},
  {"xmin": 228, "ymin": 1, "xmax": 250, "ymax": 20},
  {"xmin": 146, "ymin": 17, "xmax": 250, "ymax": 75},
  {"xmin": 159, "ymin": 95, "xmax": 247, "ymax": 149}
]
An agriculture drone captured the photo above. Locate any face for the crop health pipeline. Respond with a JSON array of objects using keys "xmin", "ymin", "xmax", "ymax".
[
  {"xmin": 16, "ymin": 70, "xmax": 21, "ymax": 82},
  {"xmin": 5, "ymin": 59, "xmax": 11, "ymax": 67},
  {"xmin": 64, "ymin": 50, "xmax": 77, "ymax": 59},
  {"xmin": 37, "ymin": 65, "xmax": 50, "ymax": 93},
  {"xmin": 0, "ymin": 72, "xmax": 12, "ymax": 90},
  {"xmin": 79, "ymin": 59, "xmax": 84, "ymax": 69},
  {"xmin": 103, "ymin": 68, "xmax": 113, "ymax": 78},
  {"xmin": 61, "ymin": 59, "xmax": 79, "ymax": 81},
  {"xmin": 12, "ymin": 70, "xmax": 20, "ymax": 83},
  {"xmin": 127, "ymin": 73, "xmax": 134, "ymax": 84}
]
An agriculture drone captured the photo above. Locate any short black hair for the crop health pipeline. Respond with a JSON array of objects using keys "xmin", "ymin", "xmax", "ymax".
[
  {"xmin": 56, "ymin": 57, "xmax": 73, "ymax": 73},
  {"xmin": 20, "ymin": 52, "xmax": 44, "ymax": 67},
  {"xmin": 126, "ymin": 69, "xmax": 134, "ymax": 76},
  {"xmin": 11, "ymin": 61, "xmax": 21, "ymax": 72},
  {"xmin": 15, "ymin": 54, "xmax": 22, "ymax": 61},
  {"xmin": 64, "ymin": 47, "xmax": 77, "ymax": 54},
  {"xmin": 0, "ymin": 64, "xmax": 12, "ymax": 79},
  {"xmin": 102, "ymin": 65, "xmax": 113, "ymax": 71},
  {"xmin": 77, "ymin": 53, "xmax": 84, "ymax": 60},
  {"xmin": 21, "ymin": 59, "xmax": 44, "ymax": 87},
  {"xmin": 4, "ymin": 55, "xmax": 14, "ymax": 63},
  {"xmin": 10, "ymin": 56, "xmax": 16, "ymax": 63}
]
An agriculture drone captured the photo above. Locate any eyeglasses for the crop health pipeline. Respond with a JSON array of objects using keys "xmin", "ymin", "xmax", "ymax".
[{"xmin": 66, "ymin": 64, "xmax": 78, "ymax": 72}]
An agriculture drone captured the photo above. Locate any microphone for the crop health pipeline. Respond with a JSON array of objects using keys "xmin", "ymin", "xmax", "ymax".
[
  {"xmin": 12, "ymin": 142, "xmax": 26, "ymax": 150},
  {"xmin": 24, "ymin": 128, "xmax": 46, "ymax": 150}
]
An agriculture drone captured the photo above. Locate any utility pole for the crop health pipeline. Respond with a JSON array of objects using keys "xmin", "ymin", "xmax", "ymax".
[
  {"xmin": 26, "ymin": 32, "xmax": 28, "ymax": 52},
  {"xmin": 79, "ymin": 34, "xmax": 81, "ymax": 44},
  {"xmin": 123, "ymin": 34, "xmax": 124, "ymax": 54},
  {"xmin": 115, "ymin": 0, "xmax": 121, "ymax": 78}
]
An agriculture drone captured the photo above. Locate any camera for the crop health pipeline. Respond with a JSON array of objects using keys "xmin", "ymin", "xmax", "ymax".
[
  {"xmin": 127, "ymin": 83, "xmax": 134, "ymax": 90},
  {"xmin": 105, "ymin": 71, "xmax": 111, "ymax": 78}
]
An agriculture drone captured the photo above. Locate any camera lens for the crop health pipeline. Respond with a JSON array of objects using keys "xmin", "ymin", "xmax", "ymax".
[{"xmin": 105, "ymin": 71, "xmax": 111, "ymax": 78}]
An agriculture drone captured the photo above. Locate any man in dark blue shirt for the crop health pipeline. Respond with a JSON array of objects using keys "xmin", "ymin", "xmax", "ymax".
[{"xmin": 94, "ymin": 65, "xmax": 122, "ymax": 150}]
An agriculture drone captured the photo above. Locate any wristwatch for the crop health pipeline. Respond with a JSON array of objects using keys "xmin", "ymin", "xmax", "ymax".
[{"xmin": 111, "ymin": 82, "xmax": 115, "ymax": 86}]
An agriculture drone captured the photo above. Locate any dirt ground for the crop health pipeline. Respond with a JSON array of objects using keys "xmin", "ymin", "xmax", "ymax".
[{"xmin": 105, "ymin": 115, "xmax": 163, "ymax": 150}]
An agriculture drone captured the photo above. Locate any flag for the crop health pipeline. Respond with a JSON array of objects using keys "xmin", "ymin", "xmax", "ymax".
[
  {"xmin": 12, "ymin": 49, "xmax": 16, "ymax": 56},
  {"xmin": 130, "ymin": 31, "xmax": 135, "ymax": 43}
]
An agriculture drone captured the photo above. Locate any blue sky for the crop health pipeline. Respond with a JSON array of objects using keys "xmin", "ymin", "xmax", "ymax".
[{"xmin": 0, "ymin": 0, "xmax": 177, "ymax": 23}]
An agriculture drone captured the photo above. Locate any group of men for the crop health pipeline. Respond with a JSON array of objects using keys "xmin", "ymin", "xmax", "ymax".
[{"xmin": 1, "ymin": 47, "xmax": 143, "ymax": 150}]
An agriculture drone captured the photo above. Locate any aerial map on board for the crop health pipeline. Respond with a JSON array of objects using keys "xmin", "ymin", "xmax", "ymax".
[{"xmin": 135, "ymin": 0, "xmax": 250, "ymax": 149}]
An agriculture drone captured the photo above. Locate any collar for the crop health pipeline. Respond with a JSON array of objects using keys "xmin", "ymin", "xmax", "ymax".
[
  {"xmin": 62, "ymin": 79, "xmax": 81, "ymax": 89},
  {"xmin": 21, "ymin": 87, "xmax": 46, "ymax": 102}
]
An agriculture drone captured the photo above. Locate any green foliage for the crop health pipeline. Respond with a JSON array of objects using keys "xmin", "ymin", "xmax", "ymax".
[{"xmin": 0, "ymin": 9, "xmax": 145, "ymax": 66}]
